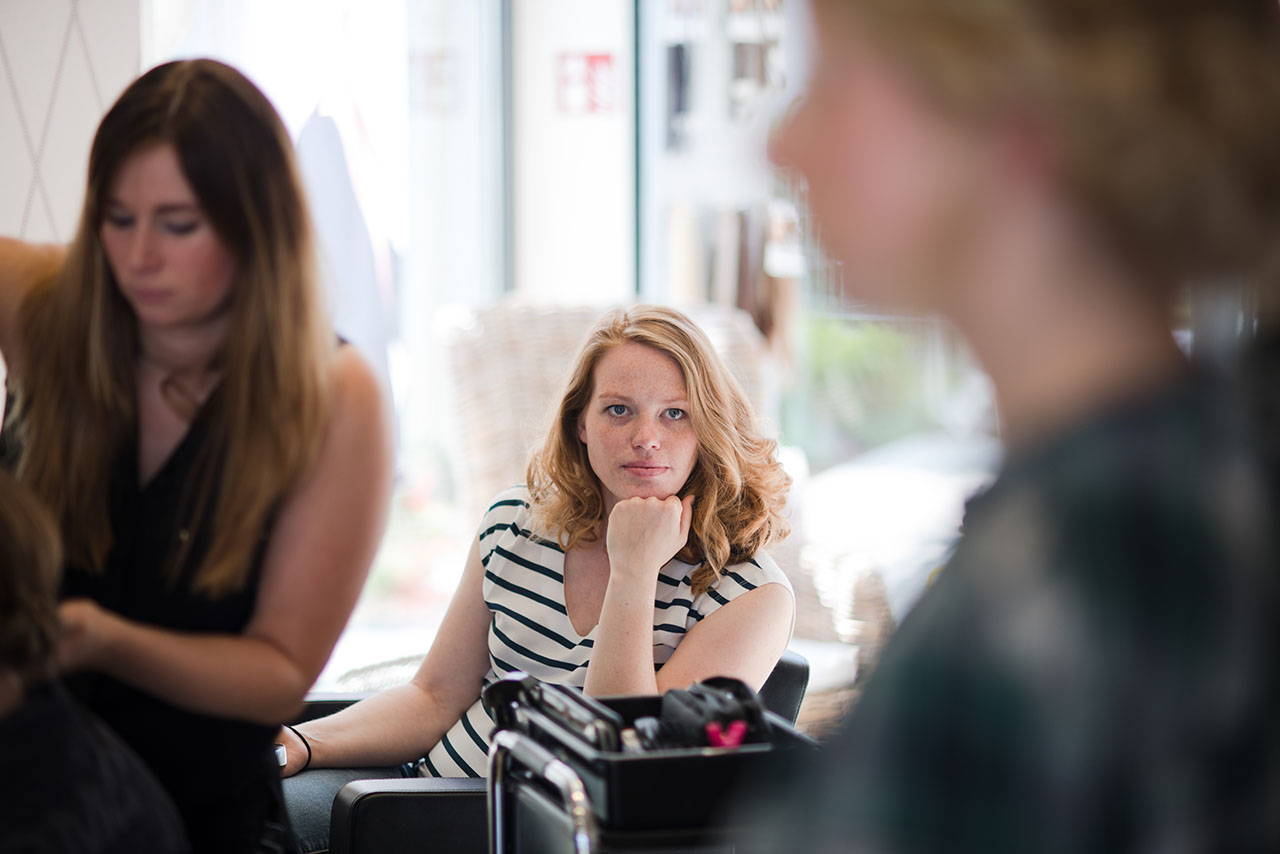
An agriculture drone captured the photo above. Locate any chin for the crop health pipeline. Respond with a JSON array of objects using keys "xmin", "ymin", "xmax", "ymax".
[
  {"xmin": 634, "ymin": 488, "xmax": 675, "ymax": 500},
  {"xmin": 623, "ymin": 484, "xmax": 678, "ymax": 501}
]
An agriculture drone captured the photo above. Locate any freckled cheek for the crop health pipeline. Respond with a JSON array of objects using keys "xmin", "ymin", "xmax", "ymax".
[
  {"xmin": 675, "ymin": 433, "xmax": 698, "ymax": 477},
  {"xmin": 587, "ymin": 423, "xmax": 624, "ymax": 463}
]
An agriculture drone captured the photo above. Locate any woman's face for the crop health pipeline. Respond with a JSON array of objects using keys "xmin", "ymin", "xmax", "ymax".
[
  {"xmin": 99, "ymin": 142, "xmax": 237, "ymax": 333},
  {"xmin": 577, "ymin": 342, "xmax": 700, "ymax": 514},
  {"xmin": 770, "ymin": 3, "xmax": 990, "ymax": 314}
]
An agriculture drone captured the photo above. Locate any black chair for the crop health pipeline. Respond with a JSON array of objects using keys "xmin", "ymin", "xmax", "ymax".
[{"xmin": 314, "ymin": 649, "xmax": 810, "ymax": 854}]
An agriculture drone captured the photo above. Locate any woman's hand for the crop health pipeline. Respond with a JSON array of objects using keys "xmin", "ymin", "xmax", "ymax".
[
  {"xmin": 605, "ymin": 494, "xmax": 695, "ymax": 583},
  {"xmin": 277, "ymin": 725, "xmax": 310, "ymax": 777},
  {"xmin": 57, "ymin": 598, "xmax": 121, "ymax": 673}
]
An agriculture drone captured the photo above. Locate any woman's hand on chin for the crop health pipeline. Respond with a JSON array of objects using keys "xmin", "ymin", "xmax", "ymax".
[{"xmin": 605, "ymin": 493, "xmax": 695, "ymax": 584}]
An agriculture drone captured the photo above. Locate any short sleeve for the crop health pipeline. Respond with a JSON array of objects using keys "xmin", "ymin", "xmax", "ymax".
[
  {"xmin": 689, "ymin": 551, "xmax": 793, "ymax": 627},
  {"xmin": 474, "ymin": 486, "xmax": 534, "ymax": 557}
]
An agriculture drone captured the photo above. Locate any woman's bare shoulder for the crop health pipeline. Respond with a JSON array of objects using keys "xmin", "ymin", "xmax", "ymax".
[{"xmin": 329, "ymin": 343, "xmax": 382, "ymax": 402}]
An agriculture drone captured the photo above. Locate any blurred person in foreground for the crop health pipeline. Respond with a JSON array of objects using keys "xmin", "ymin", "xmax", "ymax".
[
  {"xmin": 754, "ymin": 0, "xmax": 1280, "ymax": 851},
  {"xmin": 0, "ymin": 468, "xmax": 189, "ymax": 852}
]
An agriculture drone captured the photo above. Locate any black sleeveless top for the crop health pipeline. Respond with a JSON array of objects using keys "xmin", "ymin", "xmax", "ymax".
[{"xmin": 57, "ymin": 389, "xmax": 292, "ymax": 853}]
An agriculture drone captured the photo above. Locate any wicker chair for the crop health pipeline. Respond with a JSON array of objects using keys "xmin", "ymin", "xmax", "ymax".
[{"xmin": 439, "ymin": 300, "xmax": 778, "ymax": 524}]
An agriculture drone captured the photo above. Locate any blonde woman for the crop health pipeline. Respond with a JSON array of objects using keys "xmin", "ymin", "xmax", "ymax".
[
  {"xmin": 755, "ymin": 0, "xmax": 1280, "ymax": 850},
  {"xmin": 0, "ymin": 59, "xmax": 392, "ymax": 852},
  {"xmin": 282, "ymin": 305, "xmax": 794, "ymax": 852}
]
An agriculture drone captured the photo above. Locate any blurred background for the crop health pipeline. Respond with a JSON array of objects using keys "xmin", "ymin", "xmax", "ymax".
[{"xmin": 0, "ymin": 0, "xmax": 999, "ymax": 734}]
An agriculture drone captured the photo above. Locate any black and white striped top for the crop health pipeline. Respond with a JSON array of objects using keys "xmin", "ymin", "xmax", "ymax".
[{"xmin": 420, "ymin": 486, "xmax": 792, "ymax": 778}]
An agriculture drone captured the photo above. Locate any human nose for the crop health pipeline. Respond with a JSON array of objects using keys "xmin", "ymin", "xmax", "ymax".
[
  {"xmin": 125, "ymin": 223, "xmax": 161, "ymax": 273},
  {"xmin": 630, "ymin": 414, "xmax": 661, "ymax": 451}
]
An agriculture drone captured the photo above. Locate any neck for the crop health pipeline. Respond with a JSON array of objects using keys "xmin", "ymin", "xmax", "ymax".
[
  {"xmin": 947, "ymin": 201, "xmax": 1185, "ymax": 449},
  {"xmin": 138, "ymin": 312, "xmax": 230, "ymax": 378}
]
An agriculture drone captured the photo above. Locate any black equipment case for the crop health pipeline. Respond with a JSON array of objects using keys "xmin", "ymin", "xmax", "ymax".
[{"xmin": 482, "ymin": 674, "xmax": 818, "ymax": 854}]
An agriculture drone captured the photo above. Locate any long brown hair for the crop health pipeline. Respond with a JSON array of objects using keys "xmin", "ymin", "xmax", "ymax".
[
  {"xmin": 527, "ymin": 306, "xmax": 790, "ymax": 596},
  {"xmin": 12, "ymin": 59, "xmax": 332, "ymax": 597}
]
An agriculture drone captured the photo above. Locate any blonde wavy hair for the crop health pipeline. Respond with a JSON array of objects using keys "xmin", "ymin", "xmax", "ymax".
[
  {"xmin": 819, "ymin": 0, "xmax": 1280, "ymax": 289},
  {"xmin": 12, "ymin": 59, "xmax": 331, "ymax": 597},
  {"xmin": 527, "ymin": 305, "xmax": 790, "ymax": 596}
]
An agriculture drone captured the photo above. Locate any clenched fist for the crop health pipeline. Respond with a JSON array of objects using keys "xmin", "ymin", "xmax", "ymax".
[{"xmin": 605, "ymin": 494, "xmax": 695, "ymax": 584}]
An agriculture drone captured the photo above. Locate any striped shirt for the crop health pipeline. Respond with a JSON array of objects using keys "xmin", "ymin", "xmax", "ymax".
[{"xmin": 420, "ymin": 485, "xmax": 792, "ymax": 778}]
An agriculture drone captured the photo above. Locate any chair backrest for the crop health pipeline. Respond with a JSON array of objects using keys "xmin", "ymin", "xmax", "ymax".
[{"xmin": 757, "ymin": 648, "xmax": 809, "ymax": 724}]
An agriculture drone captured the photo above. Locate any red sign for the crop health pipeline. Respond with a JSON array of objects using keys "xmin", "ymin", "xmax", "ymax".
[{"xmin": 556, "ymin": 53, "xmax": 615, "ymax": 114}]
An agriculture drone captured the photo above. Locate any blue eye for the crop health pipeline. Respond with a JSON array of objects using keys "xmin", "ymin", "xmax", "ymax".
[
  {"xmin": 665, "ymin": 408, "xmax": 686, "ymax": 420},
  {"xmin": 606, "ymin": 404, "xmax": 628, "ymax": 416}
]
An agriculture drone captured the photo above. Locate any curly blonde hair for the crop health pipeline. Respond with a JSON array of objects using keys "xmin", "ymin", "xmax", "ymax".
[{"xmin": 526, "ymin": 306, "xmax": 790, "ymax": 597}]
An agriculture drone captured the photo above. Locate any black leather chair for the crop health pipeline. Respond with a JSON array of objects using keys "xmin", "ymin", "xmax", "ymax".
[{"xmin": 311, "ymin": 649, "xmax": 810, "ymax": 854}]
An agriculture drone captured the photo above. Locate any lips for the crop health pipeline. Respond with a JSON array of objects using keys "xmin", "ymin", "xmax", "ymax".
[
  {"xmin": 130, "ymin": 286, "xmax": 171, "ymax": 304},
  {"xmin": 622, "ymin": 463, "xmax": 669, "ymax": 477}
]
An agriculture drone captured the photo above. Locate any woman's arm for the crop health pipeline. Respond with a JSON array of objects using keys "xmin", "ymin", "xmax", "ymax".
[
  {"xmin": 653, "ymin": 582, "xmax": 793, "ymax": 693},
  {"xmin": 585, "ymin": 495, "xmax": 694, "ymax": 697},
  {"xmin": 57, "ymin": 346, "xmax": 394, "ymax": 724},
  {"xmin": 280, "ymin": 534, "xmax": 494, "ymax": 775},
  {"xmin": 0, "ymin": 238, "xmax": 65, "ymax": 375},
  {"xmin": 584, "ymin": 494, "xmax": 793, "ymax": 697}
]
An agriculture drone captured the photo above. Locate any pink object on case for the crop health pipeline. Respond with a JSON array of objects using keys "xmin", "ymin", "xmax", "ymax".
[{"xmin": 705, "ymin": 720, "xmax": 748, "ymax": 748}]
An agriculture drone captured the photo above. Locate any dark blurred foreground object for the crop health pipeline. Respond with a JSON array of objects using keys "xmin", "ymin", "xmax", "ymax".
[
  {"xmin": 744, "ymin": 368, "xmax": 1280, "ymax": 852},
  {"xmin": 0, "ymin": 465, "xmax": 189, "ymax": 852},
  {"xmin": 0, "ymin": 680, "xmax": 191, "ymax": 853}
]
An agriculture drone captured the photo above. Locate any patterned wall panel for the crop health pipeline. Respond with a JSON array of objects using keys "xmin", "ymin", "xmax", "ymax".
[{"xmin": 0, "ymin": 0, "xmax": 139, "ymax": 242}]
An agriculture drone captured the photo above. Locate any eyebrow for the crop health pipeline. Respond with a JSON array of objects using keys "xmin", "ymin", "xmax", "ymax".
[
  {"xmin": 596, "ymin": 391, "xmax": 690, "ymax": 407},
  {"xmin": 104, "ymin": 199, "xmax": 200, "ymax": 215}
]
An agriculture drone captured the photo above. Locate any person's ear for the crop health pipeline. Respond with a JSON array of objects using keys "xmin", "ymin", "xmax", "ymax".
[{"xmin": 577, "ymin": 415, "xmax": 586, "ymax": 444}]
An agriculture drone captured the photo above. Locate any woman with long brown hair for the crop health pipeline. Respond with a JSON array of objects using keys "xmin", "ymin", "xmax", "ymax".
[
  {"xmin": 754, "ymin": 0, "xmax": 1280, "ymax": 850},
  {"xmin": 0, "ymin": 59, "xmax": 393, "ymax": 852},
  {"xmin": 280, "ymin": 304, "xmax": 794, "ymax": 852}
]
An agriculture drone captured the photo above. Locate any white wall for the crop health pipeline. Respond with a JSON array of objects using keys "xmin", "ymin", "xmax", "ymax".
[
  {"xmin": 0, "ymin": 0, "xmax": 140, "ymax": 242},
  {"xmin": 511, "ymin": 0, "xmax": 634, "ymax": 303}
]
